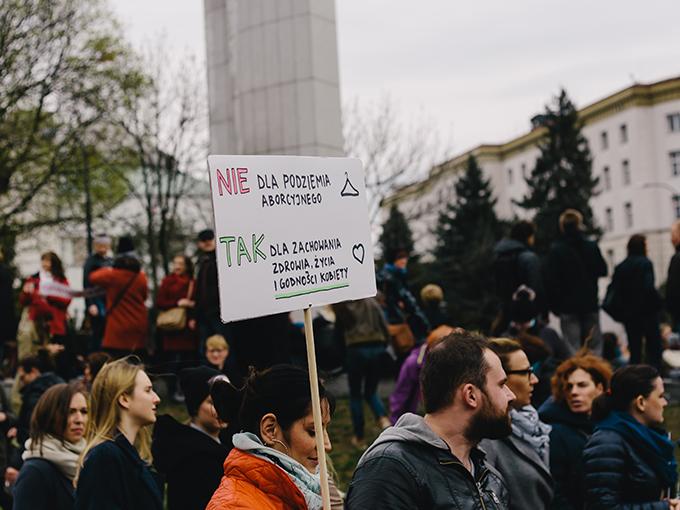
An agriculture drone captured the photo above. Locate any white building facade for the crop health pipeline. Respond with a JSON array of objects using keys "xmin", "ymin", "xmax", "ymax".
[{"xmin": 384, "ymin": 77, "xmax": 680, "ymax": 337}]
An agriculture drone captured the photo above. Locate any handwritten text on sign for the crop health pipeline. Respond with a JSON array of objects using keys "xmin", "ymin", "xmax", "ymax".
[{"xmin": 207, "ymin": 156, "xmax": 376, "ymax": 322}]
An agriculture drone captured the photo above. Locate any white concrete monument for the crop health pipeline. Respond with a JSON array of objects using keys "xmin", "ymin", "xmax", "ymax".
[{"xmin": 204, "ymin": 0, "xmax": 344, "ymax": 157}]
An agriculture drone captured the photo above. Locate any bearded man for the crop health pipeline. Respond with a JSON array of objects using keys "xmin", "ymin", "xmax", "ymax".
[{"xmin": 345, "ymin": 330, "xmax": 515, "ymax": 510}]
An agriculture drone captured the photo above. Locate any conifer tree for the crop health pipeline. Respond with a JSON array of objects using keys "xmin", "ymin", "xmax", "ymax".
[
  {"xmin": 516, "ymin": 89, "xmax": 600, "ymax": 259},
  {"xmin": 378, "ymin": 204, "xmax": 415, "ymax": 260},
  {"xmin": 433, "ymin": 155, "xmax": 506, "ymax": 331}
]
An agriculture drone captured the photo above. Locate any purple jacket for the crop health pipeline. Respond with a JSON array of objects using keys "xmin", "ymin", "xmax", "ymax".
[{"xmin": 389, "ymin": 344, "xmax": 429, "ymax": 424}]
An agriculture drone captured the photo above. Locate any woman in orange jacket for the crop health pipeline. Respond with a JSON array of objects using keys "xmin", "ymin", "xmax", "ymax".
[{"xmin": 207, "ymin": 365, "xmax": 336, "ymax": 510}]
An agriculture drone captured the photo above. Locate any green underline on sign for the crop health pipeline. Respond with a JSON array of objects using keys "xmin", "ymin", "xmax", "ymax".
[{"xmin": 275, "ymin": 283, "xmax": 349, "ymax": 299}]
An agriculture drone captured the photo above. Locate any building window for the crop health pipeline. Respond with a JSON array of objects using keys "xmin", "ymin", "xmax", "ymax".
[
  {"xmin": 669, "ymin": 113, "xmax": 680, "ymax": 133},
  {"xmin": 603, "ymin": 166, "xmax": 611, "ymax": 191},
  {"xmin": 672, "ymin": 152, "xmax": 680, "ymax": 177},
  {"xmin": 508, "ymin": 168, "xmax": 513, "ymax": 185},
  {"xmin": 674, "ymin": 196, "xmax": 680, "ymax": 220},
  {"xmin": 620, "ymin": 124, "xmax": 627, "ymax": 143},
  {"xmin": 625, "ymin": 202, "xmax": 633, "ymax": 228},
  {"xmin": 605, "ymin": 208, "xmax": 613, "ymax": 231},
  {"xmin": 622, "ymin": 160, "xmax": 630, "ymax": 185},
  {"xmin": 601, "ymin": 131, "xmax": 608, "ymax": 149},
  {"xmin": 521, "ymin": 164, "xmax": 526, "ymax": 179}
]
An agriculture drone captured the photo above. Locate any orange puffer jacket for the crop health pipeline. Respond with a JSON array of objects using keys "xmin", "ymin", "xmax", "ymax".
[{"xmin": 207, "ymin": 449, "xmax": 309, "ymax": 510}]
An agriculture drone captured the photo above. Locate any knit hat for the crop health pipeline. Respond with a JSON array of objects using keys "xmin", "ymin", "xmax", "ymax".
[
  {"xmin": 198, "ymin": 229, "xmax": 214, "ymax": 242},
  {"xmin": 116, "ymin": 236, "xmax": 135, "ymax": 254},
  {"xmin": 180, "ymin": 366, "xmax": 224, "ymax": 416},
  {"xmin": 509, "ymin": 286, "xmax": 537, "ymax": 323}
]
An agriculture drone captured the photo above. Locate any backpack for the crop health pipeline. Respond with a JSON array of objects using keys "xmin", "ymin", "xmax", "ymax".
[{"xmin": 493, "ymin": 248, "xmax": 524, "ymax": 303}]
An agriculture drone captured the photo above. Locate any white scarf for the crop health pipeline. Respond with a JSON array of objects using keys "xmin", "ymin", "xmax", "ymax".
[
  {"xmin": 38, "ymin": 269, "xmax": 54, "ymax": 284},
  {"xmin": 22, "ymin": 435, "xmax": 86, "ymax": 481},
  {"xmin": 232, "ymin": 432, "xmax": 323, "ymax": 510},
  {"xmin": 510, "ymin": 405, "xmax": 552, "ymax": 463}
]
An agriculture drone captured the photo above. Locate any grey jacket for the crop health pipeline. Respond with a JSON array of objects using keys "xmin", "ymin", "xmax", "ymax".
[
  {"xmin": 345, "ymin": 413, "xmax": 509, "ymax": 510},
  {"xmin": 479, "ymin": 435, "xmax": 554, "ymax": 510}
]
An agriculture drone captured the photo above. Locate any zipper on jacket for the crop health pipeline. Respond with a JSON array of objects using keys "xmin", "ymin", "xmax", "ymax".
[
  {"xmin": 441, "ymin": 460, "xmax": 500, "ymax": 510},
  {"xmin": 475, "ymin": 482, "xmax": 487, "ymax": 510}
]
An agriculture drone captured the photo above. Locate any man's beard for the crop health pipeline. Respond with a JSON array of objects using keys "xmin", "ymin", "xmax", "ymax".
[{"xmin": 464, "ymin": 392, "xmax": 512, "ymax": 443}]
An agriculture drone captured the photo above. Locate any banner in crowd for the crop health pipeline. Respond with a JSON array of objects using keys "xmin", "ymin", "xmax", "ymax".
[
  {"xmin": 207, "ymin": 155, "xmax": 376, "ymax": 322},
  {"xmin": 38, "ymin": 280, "xmax": 104, "ymax": 299}
]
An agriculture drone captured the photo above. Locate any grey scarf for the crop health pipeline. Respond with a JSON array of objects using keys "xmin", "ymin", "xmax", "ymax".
[{"xmin": 510, "ymin": 405, "xmax": 552, "ymax": 463}]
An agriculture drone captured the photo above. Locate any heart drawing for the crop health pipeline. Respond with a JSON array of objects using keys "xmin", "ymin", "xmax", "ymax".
[{"xmin": 352, "ymin": 244, "xmax": 365, "ymax": 264}]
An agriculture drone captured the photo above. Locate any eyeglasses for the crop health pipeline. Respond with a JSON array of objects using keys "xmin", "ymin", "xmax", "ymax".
[{"xmin": 506, "ymin": 367, "xmax": 534, "ymax": 379}]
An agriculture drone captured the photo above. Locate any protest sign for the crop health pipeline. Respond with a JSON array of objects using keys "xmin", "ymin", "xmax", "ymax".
[
  {"xmin": 38, "ymin": 280, "xmax": 103, "ymax": 299},
  {"xmin": 207, "ymin": 155, "xmax": 376, "ymax": 322}
]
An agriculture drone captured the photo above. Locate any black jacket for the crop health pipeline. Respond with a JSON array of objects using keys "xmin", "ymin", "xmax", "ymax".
[
  {"xmin": 539, "ymin": 398, "xmax": 594, "ymax": 510},
  {"xmin": 610, "ymin": 255, "xmax": 663, "ymax": 321},
  {"xmin": 0, "ymin": 261, "xmax": 16, "ymax": 344},
  {"xmin": 82, "ymin": 252, "xmax": 112, "ymax": 308},
  {"xmin": 11, "ymin": 372, "xmax": 64, "ymax": 469},
  {"xmin": 667, "ymin": 245, "xmax": 680, "ymax": 328},
  {"xmin": 493, "ymin": 237, "xmax": 547, "ymax": 313},
  {"xmin": 376, "ymin": 265, "xmax": 430, "ymax": 336},
  {"xmin": 546, "ymin": 230, "xmax": 607, "ymax": 315},
  {"xmin": 151, "ymin": 414, "xmax": 229, "ymax": 510},
  {"xmin": 194, "ymin": 250, "xmax": 219, "ymax": 321},
  {"xmin": 75, "ymin": 433, "xmax": 164, "ymax": 510},
  {"xmin": 345, "ymin": 413, "xmax": 509, "ymax": 510},
  {"xmin": 14, "ymin": 458, "xmax": 75, "ymax": 510},
  {"xmin": 583, "ymin": 428, "xmax": 672, "ymax": 510}
]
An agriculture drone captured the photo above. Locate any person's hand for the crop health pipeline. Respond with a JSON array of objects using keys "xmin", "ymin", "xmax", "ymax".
[
  {"xmin": 22, "ymin": 281, "xmax": 34, "ymax": 293},
  {"xmin": 46, "ymin": 343, "xmax": 65, "ymax": 355},
  {"xmin": 0, "ymin": 413, "xmax": 6, "ymax": 423},
  {"xmin": 188, "ymin": 319, "xmax": 196, "ymax": 330},
  {"xmin": 7, "ymin": 428, "xmax": 16, "ymax": 439},
  {"xmin": 177, "ymin": 298, "xmax": 194, "ymax": 308},
  {"xmin": 88, "ymin": 304, "xmax": 99, "ymax": 316},
  {"xmin": 666, "ymin": 498, "xmax": 680, "ymax": 510},
  {"xmin": 5, "ymin": 467, "xmax": 18, "ymax": 485}
]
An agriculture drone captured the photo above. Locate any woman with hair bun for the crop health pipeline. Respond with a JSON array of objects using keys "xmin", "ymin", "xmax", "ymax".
[
  {"xmin": 207, "ymin": 364, "xmax": 336, "ymax": 510},
  {"xmin": 583, "ymin": 365, "xmax": 679, "ymax": 509},
  {"xmin": 74, "ymin": 358, "xmax": 163, "ymax": 510},
  {"xmin": 13, "ymin": 383, "xmax": 87, "ymax": 510}
]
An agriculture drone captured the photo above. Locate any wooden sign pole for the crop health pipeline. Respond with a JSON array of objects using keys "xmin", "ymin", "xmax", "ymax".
[{"xmin": 303, "ymin": 307, "xmax": 331, "ymax": 510}]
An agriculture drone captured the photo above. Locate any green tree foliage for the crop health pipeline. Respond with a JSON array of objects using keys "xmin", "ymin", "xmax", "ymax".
[
  {"xmin": 516, "ymin": 89, "xmax": 601, "ymax": 259},
  {"xmin": 0, "ymin": 0, "xmax": 132, "ymax": 261},
  {"xmin": 433, "ymin": 155, "xmax": 506, "ymax": 331},
  {"xmin": 378, "ymin": 204, "xmax": 415, "ymax": 260}
]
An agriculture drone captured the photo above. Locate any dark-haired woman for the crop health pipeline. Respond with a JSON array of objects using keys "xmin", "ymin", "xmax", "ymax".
[
  {"xmin": 609, "ymin": 234, "xmax": 663, "ymax": 367},
  {"xmin": 156, "ymin": 254, "xmax": 199, "ymax": 401},
  {"xmin": 19, "ymin": 252, "xmax": 78, "ymax": 380},
  {"xmin": 13, "ymin": 383, "xmax": 87, "ymax": 510},
  {"xmin": 208, "ymin": 364, "xmax": 336, "ymax": 510},
  {"xmin": 583, "ymin": 365, "xmax": 680, "ymax": 509}
]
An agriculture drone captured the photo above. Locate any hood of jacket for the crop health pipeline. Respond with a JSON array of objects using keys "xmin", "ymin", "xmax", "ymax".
[
  {"xmin": 152, "ymin": 414, "xmax": 227, "ymax": 473},
  {"xmin": 538, "ymin": 398, "xmax": 594, "ymax": 433},
  {"xmin": 20, "ymin": 372, "xmax": 63, "ymax": 398},
  {"xmin": 560, "ymin": 230, "xmax": 586, "ymax": 247},
  {"xmin": 493, "ymin": 238, "xmax": 529, "ymax": 256},
  {"xmin": 369, "ymin": 413, "xmax": 450, "ymax": 454}
]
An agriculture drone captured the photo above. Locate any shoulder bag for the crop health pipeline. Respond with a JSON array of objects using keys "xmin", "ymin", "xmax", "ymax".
[{"xmin": 156, "ymin": 280, "xmax": 194, "ymax": 332}]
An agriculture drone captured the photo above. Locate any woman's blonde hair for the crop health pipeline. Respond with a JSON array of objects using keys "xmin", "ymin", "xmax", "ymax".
[{"xmin": 75, "ymin": 357, "xmax": 153, "ymax": 485}]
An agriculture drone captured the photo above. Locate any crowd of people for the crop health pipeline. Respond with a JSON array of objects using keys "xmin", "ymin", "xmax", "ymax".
[{"xmin": 0, "ymin": 208, "xmax": 677, "ymax": 509}]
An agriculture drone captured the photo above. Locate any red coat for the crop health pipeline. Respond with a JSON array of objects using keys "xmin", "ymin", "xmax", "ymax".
[
  {"xmin": 206, "ymin": 449, "xmax": 308, "ymax": 510},
  {"xmin": 89, "ymin": 267, "xmax": 148, "ymax": 351},
  {"xmin": 19, "ymin": 274, "xmax": 71, "ymax": 336},
  {"xmin": 156, "ymin": 273, "xmax": 198, "ymax": 351}
]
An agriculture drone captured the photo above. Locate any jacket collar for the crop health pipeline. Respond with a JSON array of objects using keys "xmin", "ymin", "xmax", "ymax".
[
  {"xmin": 503, "ymin": 434, "xmax": 552, "ymax": 478},
  {"xmin": 113, "ymin": 431, "xmax": 164, "ymax": 509}
]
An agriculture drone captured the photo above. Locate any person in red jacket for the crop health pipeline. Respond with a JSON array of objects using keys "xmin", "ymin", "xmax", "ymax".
[
  {"xmin": 89, "ymin": 237, "xmax": 149, "ymax": 359},
  {"xmin": 156, "ymin": 254, "xmax": 199, "ymax": 402},
  {"xmin": 19, "ymin": 252, "xmax": 79, "ymax": 380}
]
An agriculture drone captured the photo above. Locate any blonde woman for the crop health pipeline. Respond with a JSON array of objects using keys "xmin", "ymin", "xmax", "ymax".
[{"xmin": 74, "ymin": 358, "xmax": 163, "ymax": 510}]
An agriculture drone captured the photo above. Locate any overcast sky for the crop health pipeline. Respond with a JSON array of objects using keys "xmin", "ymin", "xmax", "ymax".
[{"xmin": 111, "ymin": 0, "xmax": 680, "ymax": 157}]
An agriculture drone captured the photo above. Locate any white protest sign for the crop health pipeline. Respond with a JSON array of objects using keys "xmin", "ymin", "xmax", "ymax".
[
  {"xmin": 207, "ymin": 155, "xmax": 376, "ymax": 322},
  {"xmin": 38, "ymin": 280, "xmax": 104, "ymax": 299}
]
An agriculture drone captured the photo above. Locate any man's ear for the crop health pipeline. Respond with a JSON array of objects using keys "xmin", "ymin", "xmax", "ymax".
[
  {"xmin": 260, "ymin": 413, "xmax": 279, "ymax": 444},
  {"xmin": 462, "ymin": 383, "xmax": 479, "ymax": 409},
  {"xmin": 635, "ymin": 395, "xmax": 646, "ymax": 413},
  {"xmin": 118, "ymin": 393, "xmax": 130, "ymax": 411}
]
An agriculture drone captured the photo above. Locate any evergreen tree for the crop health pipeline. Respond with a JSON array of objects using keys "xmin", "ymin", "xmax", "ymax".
[
  {"xmin": 516, "ymin": 89, "xmax": 601, "ymax": 259},
  {"xmin": 378, "ymin": 204, "xmax": 415, "ymax": 260},
  {"xmin": 433, "ymin": 155, "xmax": 506, "ymax": 331}
]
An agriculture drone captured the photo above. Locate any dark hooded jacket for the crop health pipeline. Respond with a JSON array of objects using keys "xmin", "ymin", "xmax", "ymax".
[
  {"xmin": 345, "ymin": 413, "xmax": 509, "ymax": 510},
  {"xmin": 493, "ymin": 237, "xmax": 547, "ymax": 313},
  {"xmin": 11, "ymin": 372, "xmax": 64, "ymax": 469},
  {"xmin": 539, "ymin": 398, "xmax": 595, "ymax": 510},
  {"xmin": 546, "ymin": 230, "xmax": 607, "ymax": 315},
  {"xmin": 609, "ymin": 255, "xmax": 663, "ymax": 320},
  {"xmin": 151, "ymin": 414, "xmax": 230, "ymax": 510}
]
